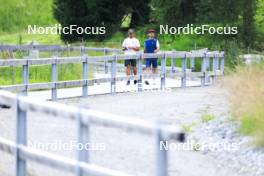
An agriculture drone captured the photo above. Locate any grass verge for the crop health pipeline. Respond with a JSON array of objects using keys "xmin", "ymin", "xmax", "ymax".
[{"xmin": 223, "ymin": 62, "xmax": 264, "ymax": 146}]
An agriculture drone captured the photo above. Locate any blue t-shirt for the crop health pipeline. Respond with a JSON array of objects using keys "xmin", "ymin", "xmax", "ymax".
[{"xmin": 144, "ymin": 39, "xmax": 158, "ymax": 53}]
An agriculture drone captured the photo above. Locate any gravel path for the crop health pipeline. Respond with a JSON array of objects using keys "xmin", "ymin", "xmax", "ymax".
[{"xmin": 0, "ymin": 86, "xmax": 256, "ymax": 176}]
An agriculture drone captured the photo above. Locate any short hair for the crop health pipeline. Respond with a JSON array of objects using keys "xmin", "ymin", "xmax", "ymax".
[
  {"xmin": 128, "ymin": 29, "xmax": 135, "ymax": 34},
  {"xmin": 147, "ymin": 29, "xmax": 156, "ymax": 33}
]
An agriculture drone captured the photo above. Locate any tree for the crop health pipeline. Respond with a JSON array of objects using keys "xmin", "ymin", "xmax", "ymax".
[
  {"xmin": 241, "ymin": 0, "xmax": 257, "ymax": 47},
  {"xmin": 194, "ymin": 0, "xmax": 242, "ymax": 25},
  {"xmin": 151, "ymin": 0, "xmax": 198, "ymax": 26},
  {"xmin": 124, "ymin": 1, "xmax": 151, "ymax": 27},
  {"xmin": 53, "ymin": 0, "xmax": 127, "ymax": 42}
]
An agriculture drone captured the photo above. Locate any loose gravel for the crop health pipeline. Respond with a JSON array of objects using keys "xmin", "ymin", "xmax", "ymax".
[{"xmin": 0, "ymin": 86, "xmax": 263, "ymax": 176}]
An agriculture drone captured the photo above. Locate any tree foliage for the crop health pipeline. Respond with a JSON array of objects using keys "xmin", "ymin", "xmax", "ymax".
[
  {"xmin": 241, "ymin": 0, "xmax": 257, "ymax": 47},
  {"xmin": 53, "ymin": 0, "xmax": 259, "ymax": 46},
  {"xmin": 53, "ymin": 0, "xmax": 127, "ymax": 41},
  {"xmin": 151, "ymin": 0, "xmax": 258, "ymax": 47},
  {"xmin": 151, "ymin": 0, "xmax": 197, "ymax": 26}
]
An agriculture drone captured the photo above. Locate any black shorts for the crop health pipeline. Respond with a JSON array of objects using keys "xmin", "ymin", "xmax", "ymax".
[{"xmin": 124, "ymin": 59, "xmax": 137, "ymax": 67}]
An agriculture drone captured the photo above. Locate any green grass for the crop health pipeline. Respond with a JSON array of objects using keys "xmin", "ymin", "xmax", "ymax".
[
  {"xmin": 0, "ymin": 29, "xmax": 207, "ymax": 86},
  {"xmin": 223, "ymin": 62, "xmax": 264, "ymax": 146},
  {"xmin": 201, "ymin": 114, "xmax": 215, "ymax": 123},
  {"xmin": 0, "ymin": 32, "xmax": 62, "ymax": 45},
  {"xmin": 0, "ymin": 0, "xmax": 55, "ymax": 32},
  {"xmin": 0, "ymin": 64, "xmax": 93, "ymax": 86},
  {"xmin": 181, "ymin": 124, "xmax": 194, "ymax": 133},
  {"xmin": 0, "ymin": 0, "xmax": 262, "ymax": 87}
]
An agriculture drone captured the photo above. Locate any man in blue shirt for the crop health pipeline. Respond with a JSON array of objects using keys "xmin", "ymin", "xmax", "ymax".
[{"xmin": 144, "ymin": 29, "xmax": 160, "ymax": 85}]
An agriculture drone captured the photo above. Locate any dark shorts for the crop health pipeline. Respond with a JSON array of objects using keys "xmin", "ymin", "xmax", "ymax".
[
  {"xmin": 125, "ymin": 59, "xmax": 137, "ymax": 67},
  {"xmin": 146, "ymin": 58, "xmax": 158, "ymax": 68}
]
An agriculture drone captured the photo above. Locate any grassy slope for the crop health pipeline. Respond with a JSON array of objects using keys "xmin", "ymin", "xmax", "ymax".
[
  {"xmin": 223, "ymin": 62, "xmax": 264, "ymax": 146},
  {"xmin": 0, "ymin": 0, "xmax": 55, "ymax": 32}
]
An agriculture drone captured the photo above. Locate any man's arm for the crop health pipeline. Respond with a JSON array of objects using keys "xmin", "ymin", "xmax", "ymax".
[
  {"xmin": 122, "ymin": 39, "xmax": 127, "ymax": 51},
  {"xmin": 154, "ymin": 40, "xmax": 160, "ymax": 53},
  {"xmin": 144, "ymin": 41, "xmax": 147, "ymax": 53},
  {"xmin": 130, "ymin": 46, "xmax": 140, "ymax": 51},
  {"xmin": 128, "ymin": 39, "xmax": 140, "ymax": 51}
]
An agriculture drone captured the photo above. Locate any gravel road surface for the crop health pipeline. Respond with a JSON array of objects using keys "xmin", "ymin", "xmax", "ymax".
[{"xmin": 0, "ymin": 86, "xmax": 241, "ymax": 176}]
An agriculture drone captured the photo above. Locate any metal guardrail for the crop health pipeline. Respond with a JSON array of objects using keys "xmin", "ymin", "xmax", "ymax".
[
  {"xmin": 0, "ymin": 45, "xmax": 225, "ymax": 100},
  {"xmin": 0, "ymin": 46, "xmax": 224, "ymax": 175},
  {"xmin": 0, "ymin": 45, "xmax": 122, "ymax": 53},
  {"xmin": 0, "ymin": 90, "xmax": 185, "ymax": 176}
]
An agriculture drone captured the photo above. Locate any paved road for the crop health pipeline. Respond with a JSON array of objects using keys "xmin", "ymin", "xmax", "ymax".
[
  {"xmin": 28, "ymin": 72, "xmax": 202, "ymax": 100},
  {"xmin": 0, "ymin": 86, "xmax": 240, "ymax": 176}
]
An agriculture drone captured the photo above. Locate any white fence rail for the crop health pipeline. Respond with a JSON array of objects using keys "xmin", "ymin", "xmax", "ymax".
[
  {"xmin": 0, "ymin": 90, "xmax": 185, "ymax": 176},
  {"xmin": 0, "ymin": 45, "xmax": 225, "ymax": 100},
  {"xmin": 0, "ymin": 45, "xmax": 122, "ymax": 53}
]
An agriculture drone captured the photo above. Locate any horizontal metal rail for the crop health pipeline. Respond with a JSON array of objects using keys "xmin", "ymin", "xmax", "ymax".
[
  {"xmin": 0, "ymin": 137, "xmax": 131, "ymax": 176},
  {"xmin": 0, "ymin": 46, "xmax": 223, "ymax": 175},
  {"xmin": 0, "ymin": 49, "xmax": 225, "ymax": 99},
  {"xmin": 0, "ymin": 90, "xmax": 183, "ymax": 139},
  {"xmin": 0, "ymin": 45, "xmax": 121, "ymax": 53},
  {"xmin": 0, "ymin": 52, "xmax": 224, "ymax": 67},
  {"xmin": 0, "ymin": 71, "xmax": 223, "ymax": 92},
  {"xmin": 0, "ymin": 90, "xmax": 185, "ymax": 176}
]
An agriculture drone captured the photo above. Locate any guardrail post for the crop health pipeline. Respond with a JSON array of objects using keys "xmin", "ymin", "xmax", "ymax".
[
  {"xmin": 190, "ymin": 57, "xmax": 195, "ymax": 72},
  {"xmin": 206, "ymin": 57, "xmax": 210, "ymax": 71},
  {"xmin": 201, "ymin": 54, "xmax": 206, "ymax": 87},
  {"xmin": 11, "ymin": 51, "xmax": 15, "ymax": 84},
  {"xmin": 82, "ymin": 55, "xmax": 88, "ymax": 97},
  {"xmin": 155, "ymin": 125, "xmax": 168, "ymax": 176},
  {"xmin": 171, "ymin": 50, "xmax": 176, "ymax": 73},
  {"xmin": 220, "ymin": 55, "xmax": 225, "ymax": 75},
  {"xmin": 16, "ymin": 96, "xmax": 27, "ymax": 176},
  {"xmin": 212, "ymin": 54, "xmax": 217, "ymax": 84},
  {"xmin": 104, "ymin": 48, "xmax": 108, "ymax": 74},
  {"xmin": 51, "ymin": 54, "xmax": 58, "ymax": 101},
  {"xmin": 160, "ymin": 53, "xmax": 166, "ymax": 90},
  {"xmin": 205, "ymin": 56, "xmax": 210, "ymax": 84},
  {"xmin": 216, "ymin": 55, "xmax": 220, "ymax": 70},
  {"xmin": 80, "ymin": 45, "xmax": 85, "ymax": 56},
  {"xmin": 181, "ymin": 54, "xmax": 187, "ymax": 88},
  {"xmin": 137, "ymin": 54, "xmax": 143, "ymax": 92},
  {"xmin": 76, "ymin": 109, "xmax": 89, "ymax": 176},
  {"xmin": 22, "ymin": 58, "xmax": 29, "ymax": 96},
  {"xmin": 111, "ymin": 55, "xmax": 117, "ymax": 94}
]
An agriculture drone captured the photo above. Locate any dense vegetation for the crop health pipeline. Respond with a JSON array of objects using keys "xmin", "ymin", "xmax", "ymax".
[
  {"xmin": 224, "ymin": 62, "xmax": 264, "ymax": 145},
  {"xmin": 0, "ymin": 0, "xmax": 263, "ymax": 49},
  {"xmin": 52, "ymin": 0, "xmax": 263, "ymax": 49}
]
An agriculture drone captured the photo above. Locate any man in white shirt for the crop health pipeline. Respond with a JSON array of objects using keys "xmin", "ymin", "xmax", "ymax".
[{"xmin": 122, "ymin": 29, "xmax": 140, "ymax": 85}]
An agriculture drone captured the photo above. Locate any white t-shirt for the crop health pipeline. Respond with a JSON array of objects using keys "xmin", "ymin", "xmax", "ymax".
[{"xmin": 122, "ymin": 37, "xmax": 140, "ymax": 55}]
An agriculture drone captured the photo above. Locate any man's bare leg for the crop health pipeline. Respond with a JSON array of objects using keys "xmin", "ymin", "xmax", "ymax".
[
  {"xmin": 133, "ymin": 66, "xmax": 137, "ymax": 75},
  {"xmin": 152, "ymin": 67, "xmax": 159, "ymax": 84},
  {"xmin": 153, "ymin": 68, "xmax": 158, "ymax": 74},
  {"xmin": 133, "ymin": 66, "xmax": 137, "ymax": 84},
  {"xmin": 146, "ymin": 67, "xmax": 151, "ymax": 75},
  {"xmin": 126, "ymin": 65, "xmax": 131, "ymax": 85},
  {"xmin": 145, "ymin": 67, "xmax": 151, "ymax": 85}
]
